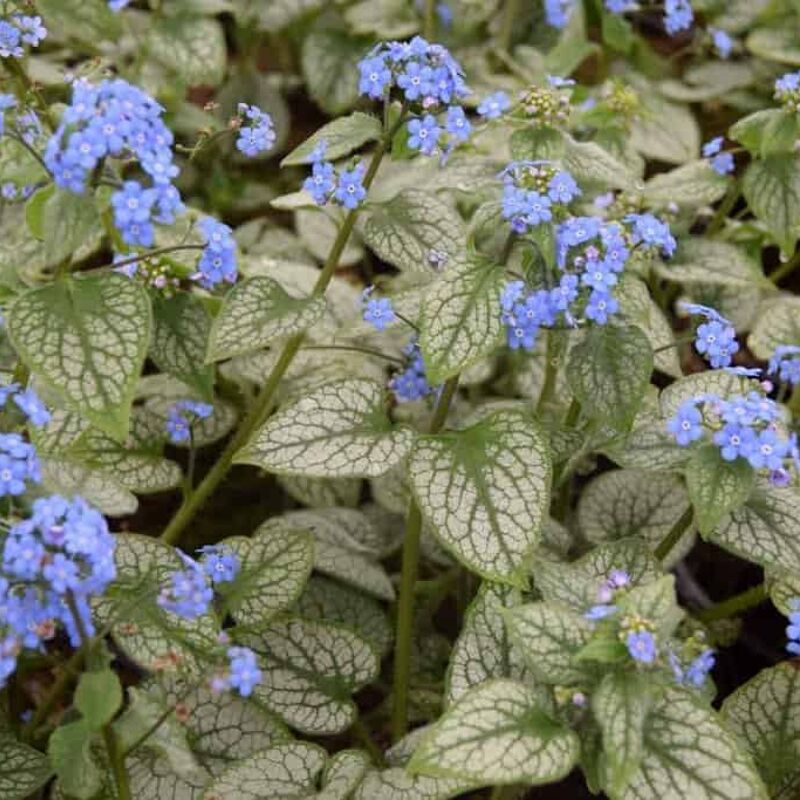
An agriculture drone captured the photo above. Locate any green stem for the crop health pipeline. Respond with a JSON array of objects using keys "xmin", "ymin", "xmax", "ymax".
[
  {"xmin": 536, "ymin": 330, "xmax": 562, "ymax": 416},
  {"xmin": 563, "ymin": 397, "xmax": 581, "ymax": 427},
  {"xmin": 499, "ymin": 0, "xmax": 521, "ymax": 53},
  {"xmin": 350, "ymin": 718, "xmax": 386, "ymax": 766},
  {"xmin": 653, "ymin": 506, "xmax": 694, "ymax": 562},
  {"xmin": 768, "ymin": 249, "xmax": 800, "ymax": 285},
  {"xmin": 160, "ymin": 114, "xmax": 405, "ymax": 546},
  {"xmin": 489, "ymin": 785, "xmax": 517, "ymax": 800},
  {"xmin": 300, "ymin": 344, "xmax": 403, "ymax": 366},
  {"xmin": 706, "ymin": 179, "xmax": 740, "ymax": 236},
  {"xmin": 654, "ymin": 333, "xmax": 695, "ymax": 354},
  {"xmin": 695, "ymin": 583, "xmax": 767, "ymax": 623},
  {"xmin": 423, "ymin": 0, "xmax": 437, "ymax": 39},
  {"xmin": 391, "ymin": 375, "xmax": 460, "ymax": 742}
]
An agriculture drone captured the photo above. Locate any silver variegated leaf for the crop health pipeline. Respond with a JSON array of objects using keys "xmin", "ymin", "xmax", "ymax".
[
  {"xmin": 659, "ymin": 370, "xmax": 755, "ymax": 418},
  {"xmin": 282, "ymin": 112, "xmax": 382, "ymax": 166},
  {"xmin": 410, "ymin": 679, "xmax": 580, "ymax": 785},
  {"xmin": 721, "ymin": 662, "xmax": 800, "ymax": 799},
  {"xmin": 748, "ymin": 295, "xmax": 800, "ymax": 359},
  {"xmin": 659, "ymin": 238, "xmax": 765, "ymax": 288},
  {"xmin": 301, "ymin": 22, "xmax": 361, "ymax": 115},
  {"xmin": 0, "ymin": 734, "xmax": 53, "ymax": 800},
  {"xmin": 446, "ymin": 582, "xmax": 532, "ymax": 705},
  {"xmin": 419, "ymin": 255, "xmax": 504, "ymax": 384},
  {"xmin": 630, "ymin": 94, "xmax": 700, "ymax": 164},
  {"xmin": 40, "ymin": 458, "xmax": 138, "ymax": 517},
  {"xmin": 361, "ymin": 189, "xmax": 466, "ymax": 273},
  {"xmin": 6, "ymin": 273, "xmax": 151, "ymax": 439},
  {"xmin": 742, "ymin": 155, "xmax": 800, "ymax": 255},
  {"xmin": 277, "ymin": 474, "xmax": 361, "ymax": 509},
  {"xmin": 147, "ymin": 16, "xmax": 226, "ymax": 86},
  {"xmin": 563, "ymin": 135, "xmax": 639, "ymax": 190},
  {"xmin": 206, "ymin": 277, "xmax": 326, "ymax": 362},
  {"xmin": 622, "ymin": 688, "xmax": 768, "ymax": 800},
  {"xmin": 409, "ymin": 409, "xmax": 551, "ymax": 584},
  {"xmin": 644, "ymin": 160, "xmax": 729, "ymax": 208},
  {"xmin": 247, "ymin": 616, "xmax": 379, "ymax": 735},
  {"xmin": 236, "ymin": 379, "xmax": 415, "ymax": 478}
]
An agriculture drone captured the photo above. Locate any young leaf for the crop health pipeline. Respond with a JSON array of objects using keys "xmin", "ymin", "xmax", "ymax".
[
  {"xmin": 281, "ymin": 112, "xmax": 382, "ymax": 166},
  {"xmin": 742, "ymin": 155, "xmax": 800, "ymax": 256},
  {"xmin": 75, "ymin": 669, "xmax": 123, "ymax": 730},
  {"xmin": 206, "ymin": 277, "xmax": 326, "ymax": 362},
  {"xmin": 420, "ymin": 255, "xmax": 505, "ymax": 384},
  {"xmin": 409, "ymin": 409, "xmax": 551, "ymax": 584},
  {"xmin": 150, "ymin": 294, "xmax": 214, "ymax": 400},
  {"xmin": 593, "ymin": 672, "xmax": 658, "ymax": 797},
  {"xmin": 48, "ymin": 719, "xmax": 103, "ymax": 800},
  {"xmin": 722, "ymin": 662, "xmax": 800, "ymax": 798},
  {"xmin": 567, "ymin": 325, "xmax": 653, "ymax": 431},
  {"xmin": 247, "ymin": 617, "xmax": 379, "ymax": 735},
  {"xmin": 446, "ymin": 582, "xmax": 532, "ymax": 705},
  {"xmin": 504, "ymin": 603, "xmax": 594, "ymax": 684},
  {"xmin": 235, "ymin": 378, "xmax": 415, "ymax": 478},
  {"xmin": 217, "ymin": 521, "xmax": 314, "ymax": 630},
  {"xmin": 361, "ymin": 189, "xmax": 466, "ymax": 273},
  {"xmin": 623, "ymin": 688, "xmax": 768, "ymax": 799},
  {"xmin": 685, "ymin": 444, "xmax": 755, "ymax": 536},
  {"xmin": 0, "ymin": 734, "xmax": 52, "ymax": 800},
  {"xmin": 410, "ymin": 679, "xmax": 580, "ymax": 785},
  {"xmin": 7, "ymin": 274, "xmax": 152, "ymax": 439}
]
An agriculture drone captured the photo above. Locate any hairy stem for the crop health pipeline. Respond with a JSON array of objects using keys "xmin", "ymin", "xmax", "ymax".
[
  {"xmin": 653, "ymin": 506, "xmax": 694, "ymax": 562},
  {"xmin": 391, "ymin": 375, "xmax": 460, "ymax": 741},
  {"xmin": 695, "ymin": 583, "xmax": 767, "ymax": 623},
  {"xmin": 160, "ymin": 114, "xmax": 405, "ymax": 546}
]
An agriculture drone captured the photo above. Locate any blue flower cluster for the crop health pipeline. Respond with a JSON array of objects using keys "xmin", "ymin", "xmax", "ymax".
[
  {"xmin": 0, "ymin": 433, "xmax": 40, "ymax": 497},
  {"xmin": 787, "ymin": 598, "xmax": 800, "ymax": 656},
  {"xmin": 477, "ymin": 91, "xmax": 511, "ymax": 120},
  {"xmin": 500, "ymin": 161, "xmax": 580, "ymax": 234},
  {"xmin": 663, "ymin": 0, "xmax": 693, "ymax": 35},
  {"xmin": 0, "ymin": 495, "xmax": 116, "ymax": 687},
  {"xmin": 585, "ymin": 569, "xmax": 630, "ymax": 621},
  {"xmin": 302, "ymin": 140, "xmax": 368, "ymax": 211},
  {"xmin": 667, "ymin": 391, "xmax": 800, "ymax": 484},
  {"xmin": 682, "ymin": 302, "xmax": 739, "ymax": 368},
  {"xmin": 668, "ymin": 646, "xmax": 715, "ymax": 687},
  {"xmin": 702, "ymin": 137, "xmax": 734, "ymax": 176},
  {"xmin": 0, "ymin": 382, "xmax": 51, "ymax": 426},
  {"xmin": 194, "ymin": 217, "xmax": 238, "ymax": 289},
  {"xmin": 406, "ymin": 105, "xmax": 472, "ymax": 160},
  {"xmin": 44, "ymin": 78, "xmax": 184, "ymax": 246},
  {"xmin": 235, "ymin": 103, "xmax": 276, "ymax": 158},
  {"xmin": 210, "ymin": 645, "xmax": 262, "ymax": 698},
  {"xmin": 0, "ymin": 13, "xmax": 46, "ymax": 58},
  {"xmin": 769, "ymin": 345, "xmax": 800, "ymax": 387},
  {"xmin": 361, "ymin": 287, "xmax": 397, "ymax": 331},
  {"xmin": 625, "ymin": 626, "xmax": 657, "ymax": 664},
  {"xmin": 165, "ymin": 399, "xmax": 213, "ymax": 444},
  {"xmin": 390, "ymin": 340, "xmax": 434, "ymax": 403},
  {"xmin": 544, "ymin": 0, "xmax": 575, "ymax": 28},
  {"xmin": 775, "ymin": 71, "xmax": 800, "ymax": 112}
]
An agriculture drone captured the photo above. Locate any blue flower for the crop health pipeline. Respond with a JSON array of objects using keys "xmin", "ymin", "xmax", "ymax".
[
  {"xmin": 549, "ymin": 274, "xmax": 579, "ymax": 311},
  {"xmin": 713, "ymin": 423, "xmax": 756, "ymax": 462},
  {"xmin": 477, "ymin": 91, "xmax": 510, "ymax": 120},
  {"xmin": 111, "ymin": 181, "xmax": 157, "ymax": 247},
  {"xmin": 709, "ymin": 28, "xmax": 733, "ymax": 59},
  {"xmin": 0, "ymin": 20, "xmax": 22, "ymax": 58},
  {"xmin": 198, "ymin": 545, "xmax": 240, "ymax": 585},
  {"xmin": 158, "ymin": 554, "xmax": 214, "ymax": 619},
  {"xmin": 785, "ymin": 599, "xmax": 800, "ymax": 655},
  {"xmin": 710, "ymin": 152, "xmax": 734, "ymax": 175},
  {"xmin": 0, "ymin": 93, "xmax": 15, "ymax": 137},
  {"xmin": 0, "ymin": 433, "xmax": 40, "ymax": 497},
  {"xmin": 694, "ymin": 319, "xmax": 739, "ymax": 368},
  {"xmin": 544, "ymin": 0, "xmax": 575, "ymax": 28},
  {"xmin": 747, "ymin": 429, "xmax": 789, "ymax": 471},
  {"xmin": 391, "ymin": 340, "xmax": 434, "ymax": 402},
  {"xmin": 585, "ymin": 604, "xmax": 617, "ymax": 621},
  {"xmin": 768, "ymin": 345, "xmax": 800, "ymax": 386},
  {"xmin": 13, "ymin": 387, "xmax": 51, "ymax": 427},
  {"xmin": 235, "ymin": 103, "xmax": 276, "ymax": 157},
  {"xmin": 445, "ymin": 105, "xmax": 471, "ymax": 142},
  {"xmin": 334, "ymin": 164, "xmax": 367, "ymax": 210},
  {"xmin": 407, "ymin": 114, "xmax": 441, "ymax": 155},
  {"xmin": 303, "ymin": 160, "xmax": 336, "ymax": 205},
  {"xmin": 166, "ymin": 400, "xmax": 213, "ymax": 444},
  {"xmin": 667, "ymin": 400, "xmax": 704, "ymax": 446},
  {"xmin": 663, "ymin": 0, "xmax": 693, "ymax": 36},
  {"xmin": 14, "ymin": 15, "xmax": 47, "ymax": 47},
  {"xmin": 582, "ymin": 260, "xmax": 618, "ymax": 293},
  {"xmin": 397, "ymin": 61, "xmax": 434, "ymax": 102},
  {"xmin": 358, "ymin": 56, "xmax": 392, "ymax": 99},
  {"xmin": 626, "ymin": 630, "xmax": 657, "ymax": 663},
  {"xmin": 584, "ymin": 290, "xmax": 618, "ymax": 324},
  {"xmin": 108, "ymin": 0, "xmax": 131, "ymax": 9},
  {"xmin": 195, "ymin": 217, "xmax": 237, "ymax": 288},
  {"xmin": 624, "ymin": 212, "xmax": 676, "ymax": 257},
  {"xmin": 547, "ymin": 171, "xmax": 580, "ymax": 204},
  {"xmin": 702, "ymin": 137, "xmax": 723, "ymax": 157},
  {"xmin": 362, "ymin": 288, "xmax": 397, "ymax": 331},
  {"xmin": 604, "ymin": 0, "xmax": 635, "ymax": 11},
  {"xmin": 225, "ymin": 646, "xmax": 262, "ymax": 697},
  {"xmin": 775, "ymin": 71, "xmax": 800, "ymax": 109}
]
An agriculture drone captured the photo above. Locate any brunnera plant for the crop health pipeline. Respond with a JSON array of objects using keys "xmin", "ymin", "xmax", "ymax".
[{"xmin": 1, "ymin": 0, "xmax": 800, "ymax": 799}]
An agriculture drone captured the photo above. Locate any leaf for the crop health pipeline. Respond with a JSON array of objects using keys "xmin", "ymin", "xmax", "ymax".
[
  {"xmin": 622, "ymin": 688, "xmax": 767, "ymax": 800},
  {"xmin": 282, "ymin": 112, "xmax": 382, "ymax": 166},
  {"xmin": 577, "ymin": 469, "xmax": 692, "ymax": 559},
  {"xmin": 446, "ymin": 582, "xmax": 532, "ymax": 705},
  {"xmin": 48, "ymin": 719, "xmax": 103, "ymax": 800},
  {"xmin": 40, "ymin": 458, "xmax": 138, "ymax": 517},
  {"xmin": 35, "ymin": 188, "xmax": 102, "ymax": 268},
  {"xmin": 567, "ymin": 325, "xmax": 653, "ymax": 431},
  {"xmin": 241, "ymin": 0, "xmax": 326, "ymax": 30},
  {"xmin": 617, "ymin": 575, "xmax": 682, "ymax": 637},
  {"xmin": 722, "ymin": 662, "xmax": 800, "ymax": 799},
  {"xmin": 36, "ymin": 0, "xmax": 121, "ymax": 42},
  {"xmin": 630, "ymin": 96, "xmax": 700, "ymax": 164},
  {"xmin": 706, "ymin": 483, "xmax": 800, "ymax": 574},
  {"xmin": 504, "ymin": 603, "xmax": 593, "ymax": 684},
  {"xmin": 96, "ymin": 534, "xmax": 221, "ymax": 675},
  {"xmin": 659, "ymin": 238, "xmax": 765, "ymax": 288},
  {"xmin": 201, "ymin": 741, "xmax": 327, "ymax": 799},
  {"xmin": 247, "ymin": 616, "xmax": 380, "ymax": 734},
  {"xmin": 410, "ymin": 679, "xmax": 579, "ymax": 785},
  {"xmin": 361, "ymin": 189, "xmax": 466, "ymax": 273},
  {"xmin": 533, "ymin": 538, "xmax": 662, "ymax": 613},
  {"xmin": 748, "ymin": 296, "xmax": 800, "ymax": 359},
  {"xmin": 659, "ymin": 370, "xmax": 755, "ymax": 418},
  {"xmin": 420, "ymin": 255, "xmax": 505, "ymax": 384},
  {"xmin": 277, "ymin": 474, "xmax": 361, "ymax": 509},
  {"xmin": 644, "ymin": 160, "xmax": 729, "ymax": 209},
  {"xmin": 409, "ymin": 409, "xmax": 551, "ymax": 584},
  {"xmin": 217, "ymin": 521, "xmax": 314, "ymax": 630},
  {"xmin": 0, "ymin": 734, "xmax": 52, "ymax": 800},
  {"xmin": 7, "ymin": 274, "xmax": 152, "ymax": 439},
  {"xmin": 236, "ymin": 378, "xmax": 415, "ymax": 478},
  {"xmin": 295, "ymin": 209, "xmax": 365, "ymax": 266},
  {"xmin": 593, "ymin": 672, "xmax": 657, "ymax": 797},
  {"xmin": 742, "ymin": 155, "xmax": 800, "ymax": 255},
  {"xmin": 686, "ymin": 444, "xmax": 755, "ymax": 536},
  {"xmin": 563, "ymin": 135, "xmax": 639, "ymax": 191},
  {"xmin": 345, "ymin": 0, "xmax": 419, "ymax": 37},
  {"xmin": 147, "ymin": 15, "xmax": 227, "ymax": 86},
  {"xmin": 746, "ymin": 28, "xmax": 800, "ymax": 65},
  {"xmin": 75, "ymin": 670, "xmax": 123, "ymax": 730},
  {"xmin": 301, "ymin": 22, "xmax": 365, "ymax": 115},
  {"xmin": 206, "ymin": 277, "xmax": 326, "ymax": 362}
]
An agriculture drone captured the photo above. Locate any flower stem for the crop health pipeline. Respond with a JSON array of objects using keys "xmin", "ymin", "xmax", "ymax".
[
  {"xmin": 300, "ymin": 344, "xmax": 404, "ymax": 365},
  {"xmin": 391, "ymin": 375, "xmax": 460, "ymax": 742},
  {"xmin": 499, "ymin": 0, "xmax": 521, "ymax": 53},
  {"xmin": 653, "ymin": 506, "xmax": 694, "ymax": 562},
  {"xmin": 160, "ymin": 114, "xmax": 405, "ymax": 546},
  {"xmin": 695, "ymin": 583, "xmax": 767, "ymax": 623},
  {"xmin": 536, "ymin": 330, "xmax": 563, "ymax": 416},
  {"xmin": 769, "ymin": 249, "xmax": 800, "ymax": 285},
  {"xmin": 706, "ymin": 179, "xmax": 740, "ymax": 236},
  {"xmin": 423, "ymin": 0, "xmax": 437, "ymax": 39}
]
